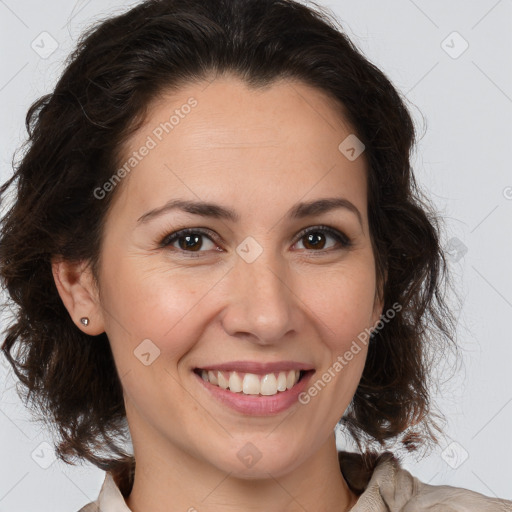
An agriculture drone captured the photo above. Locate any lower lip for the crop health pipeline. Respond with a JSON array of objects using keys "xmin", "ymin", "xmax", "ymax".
[{"xmin": 193, "ymin": 370, "xmax": 314, "ymax": 416}]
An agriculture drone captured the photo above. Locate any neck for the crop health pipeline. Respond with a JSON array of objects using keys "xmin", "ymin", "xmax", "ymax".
[{"xmin": 125, "ymin": 433, "xmax": 356, "ymax": 512}]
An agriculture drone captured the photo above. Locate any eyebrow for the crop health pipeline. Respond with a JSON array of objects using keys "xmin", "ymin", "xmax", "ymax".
[{"xmin": 137, "ymin": 196, "xmax": 363, "ymax": 227}]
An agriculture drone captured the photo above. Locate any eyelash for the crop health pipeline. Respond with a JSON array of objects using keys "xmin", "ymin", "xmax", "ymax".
[{"xmin": 159, "ymin": 225, "xmax": 352, "ymax": 257}]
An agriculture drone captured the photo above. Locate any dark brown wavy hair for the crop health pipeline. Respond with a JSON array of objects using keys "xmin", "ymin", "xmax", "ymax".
[{"xmin": 0, "ymin": 0, "xmax": 456, "ymax": 494}]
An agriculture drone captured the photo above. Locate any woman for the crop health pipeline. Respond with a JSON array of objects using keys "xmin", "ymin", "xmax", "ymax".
[{"xmin": 0, "ymin": 0, "xmax": 510, "ymax": 510}]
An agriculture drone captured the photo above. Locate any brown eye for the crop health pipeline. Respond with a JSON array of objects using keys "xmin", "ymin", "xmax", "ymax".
[
  {"xmin": 160, "ymin": 225, "xmax": 351, "ymax": 258},
  {"xmin": 161, "ymin": 228, "xmax": 218, "ymax": 254},
  {"xmin": 301, "ymin": 232, "xmax": 328, "ymax": 250},
  {"xmin": 294, "ymin": 226, "xmax": 351, "ymax": 252},
  {"xmin": 175, "ymin": 233, "xmax": 204, "ymax": 251}
]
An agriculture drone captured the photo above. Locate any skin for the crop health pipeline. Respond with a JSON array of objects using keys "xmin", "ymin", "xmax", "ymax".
[{"xmin": 53, "ymin": 74, "xmax": 384, "ymax": 512}]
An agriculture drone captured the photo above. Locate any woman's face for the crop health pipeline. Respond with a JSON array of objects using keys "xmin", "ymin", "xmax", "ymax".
[{"xmin": 92, "ymin": 75, "xmax": 382, "ymax": 477}]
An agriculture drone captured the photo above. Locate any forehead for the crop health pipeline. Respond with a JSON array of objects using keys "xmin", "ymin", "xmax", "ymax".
[
  {"xmin": 112, "ymin": 74, "xmax": 368, "ymax": 223},
  {"xmin": 142, "ymin": 75, "xmax": 356, "ymax": 153}
]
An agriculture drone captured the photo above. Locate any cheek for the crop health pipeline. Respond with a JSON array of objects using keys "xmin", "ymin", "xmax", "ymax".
[
  {"xmin": 306, "ymin": 260, "xmax": 378, "ymax": 344},
  {"xmin": 302, "ymin": 261, "xmax": 376, "ymax": 398},
  {"xmin": 98, "ymin": 249, "xmax": 209, "ymax": 365},
  {"xmin": 103, "ymin": 240, "xmax": 189, "ymax": 309},
  {"xmin": 97, "ymin": 255, "xmax": 206, "ymax": 419}
]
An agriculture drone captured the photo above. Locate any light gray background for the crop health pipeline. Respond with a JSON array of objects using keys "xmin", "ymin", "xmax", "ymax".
[{"xmin": 0, "ymin": 0, "xmax": 511, "ymax": 509}]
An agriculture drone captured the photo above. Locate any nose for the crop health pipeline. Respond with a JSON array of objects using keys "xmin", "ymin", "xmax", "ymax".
[{"xmin": 220, "ymin": 249, "xmax": 300, "ymax": 345}]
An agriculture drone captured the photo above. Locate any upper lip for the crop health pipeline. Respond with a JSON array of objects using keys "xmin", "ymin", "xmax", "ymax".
[{"xmin": 195, "ymin": 360, "xmax": 315, "ymax": 375}]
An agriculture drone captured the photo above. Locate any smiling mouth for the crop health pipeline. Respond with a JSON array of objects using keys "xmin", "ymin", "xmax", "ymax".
[{"xmin": 193, "ymin": 368, "xmax": 312, "ymax": 396}]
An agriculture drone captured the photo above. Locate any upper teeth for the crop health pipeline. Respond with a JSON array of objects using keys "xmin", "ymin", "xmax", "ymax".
[{"xmin": 200, "ymin": 369, "xmax": 301, "ymax": 396}]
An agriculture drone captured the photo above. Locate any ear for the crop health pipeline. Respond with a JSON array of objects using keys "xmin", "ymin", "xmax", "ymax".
[{"xmin": 51, "ymin": 257, "xmax": 105, "ymax": 335}]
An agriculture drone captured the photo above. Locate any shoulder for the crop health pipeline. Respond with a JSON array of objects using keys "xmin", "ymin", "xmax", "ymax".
[{"xmin": 338, "ymin": 450, "xmax": 512, "ymax": 511}]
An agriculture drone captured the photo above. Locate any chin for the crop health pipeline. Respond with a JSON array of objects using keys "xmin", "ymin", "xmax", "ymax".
[{"xmin": 204, "ymin": 438, "xmax": 306, "ymax": 480}]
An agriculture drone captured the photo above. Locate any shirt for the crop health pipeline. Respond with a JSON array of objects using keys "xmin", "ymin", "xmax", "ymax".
[{"xmin": 77, "ymin": 450, "xmax": 512, "ymax": 511}]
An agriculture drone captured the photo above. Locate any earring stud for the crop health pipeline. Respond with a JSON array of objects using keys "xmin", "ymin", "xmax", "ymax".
[{"xmin": 80, "ymin": 317, "xmax": 90, "ymax": 326}]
